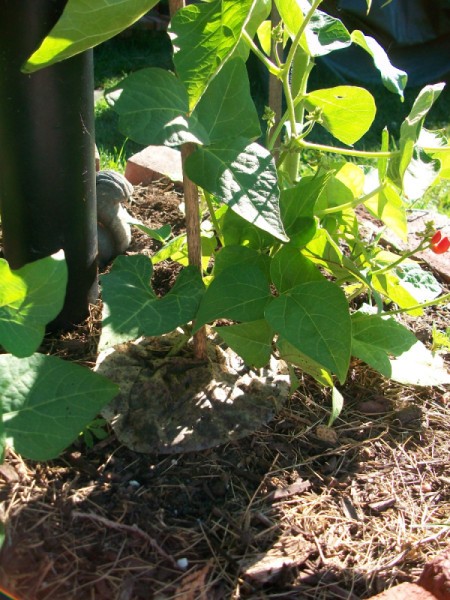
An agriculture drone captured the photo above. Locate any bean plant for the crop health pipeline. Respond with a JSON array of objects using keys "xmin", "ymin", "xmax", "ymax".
[{"xmin": 2, "ymin": 0, "xmax": 450, "ymax": 465}]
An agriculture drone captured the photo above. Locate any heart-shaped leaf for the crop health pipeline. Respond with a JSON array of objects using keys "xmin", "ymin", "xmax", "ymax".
[
  {"xmin": 0, "ymin": 251, "xmax": 67, "ymax": 357},
  {"xmin": 266, "ymin": 281, "xmax": 351, "ymax": 383},
  {"xmin": 100, "ymin": 255, "xmax": 205, "ymax": 349},
  {"xmin": 0, "ymin": 353, "xmax": 118, "ymax": 460},
  {"xmin": 185, "ymin": 139, "xmax": 288, "ymax": 242},
  {"xmin": 113, "ymin": 68, "xmax": 208, "ymax": 147},
  {"xmin": 305, "ymin": 86, "xmax": 376, "ymax": 145},
  {"xmin": 194, "ymin": 264, "xmax": 272, "ymax": 331}
]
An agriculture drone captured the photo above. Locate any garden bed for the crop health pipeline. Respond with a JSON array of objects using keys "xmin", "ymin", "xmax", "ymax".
[{"xmin": 0, "ymin": 179, "xmax": 449, "ymax": 599}]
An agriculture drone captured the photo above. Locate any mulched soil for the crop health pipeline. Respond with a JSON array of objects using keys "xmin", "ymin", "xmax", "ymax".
[{"xmin": 1, "ymin": 180, "xmax": 449, "ymax": 599}]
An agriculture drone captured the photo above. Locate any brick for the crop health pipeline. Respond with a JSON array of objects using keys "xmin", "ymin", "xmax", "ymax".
[{"xmin": 125, "ymin": 145, "xmax": 182, "ymax": 185}]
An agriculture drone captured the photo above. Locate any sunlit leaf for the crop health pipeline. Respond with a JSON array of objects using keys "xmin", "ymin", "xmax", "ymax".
[
  {"xmin": 305, "ymin": 86, "xmax": 376, "ymax": 145},
  {"xmin": 23, "ymin": 0, "xmax": 159, "ymax": 72}
]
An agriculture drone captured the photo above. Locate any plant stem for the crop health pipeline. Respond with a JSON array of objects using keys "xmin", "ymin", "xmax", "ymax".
[
  {"xmin": 296, "ymin": 138, "xmax": 397, "ymax": 159},
  {"xmin": 372, "ymin": 238, "xmax": 431, "ymax": 275},
  {"xmin": 241, "ymin": 30, "xmax": 281, "ymax": 76},
  {"xmin": 316, "ymin": 184, "xmax": 385, "ymax": 216},
  {"xmin": 203, "ymin": 191, "xmax": 224, "ymax": 245},
  {"xmin": 385, "ymin": 292, "xmax": 450, "ymax": 316}
]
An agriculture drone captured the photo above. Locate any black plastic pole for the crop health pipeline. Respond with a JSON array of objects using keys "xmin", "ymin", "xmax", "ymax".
[{"xmin": 0, "ymin": 0, "xmax": 98, "ymax": 329}]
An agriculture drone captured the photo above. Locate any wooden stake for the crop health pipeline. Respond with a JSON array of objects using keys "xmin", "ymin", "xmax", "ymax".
[{"xmin": 169, "ymin": 0, "xmax": 207, "ymax": 360}]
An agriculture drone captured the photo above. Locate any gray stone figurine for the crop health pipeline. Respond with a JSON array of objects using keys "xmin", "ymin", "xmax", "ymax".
[{"xmin": 96, "ymin": 170, "xmax": 134, "ymax": 266}]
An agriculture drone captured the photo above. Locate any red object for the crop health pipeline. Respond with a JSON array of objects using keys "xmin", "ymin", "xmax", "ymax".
[{"xmin": 430, "ymin": 231, "xmax": 450, "ymax": 254}]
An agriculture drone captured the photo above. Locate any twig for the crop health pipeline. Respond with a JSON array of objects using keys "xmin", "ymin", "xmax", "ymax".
[{"xmin": 71, "ymin": 510, "xmax": 179, "ymax": 569}]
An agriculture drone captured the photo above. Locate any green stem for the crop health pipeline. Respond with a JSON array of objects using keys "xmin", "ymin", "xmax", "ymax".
[
  {"xmin": 316, "ymin": 184, "xmax": 385, "ymax": 216},
  {"xmin": 385, "ymin": 292, "xmax": 450, "ymax": 316},
  {"xmin": 204, "ymin": 191, "xmax": 224, "ymax": 245},
  {"xmin": 296, "ymin": 138, "xmax": 397, "ymax": 159},
  {"xmin": 241, "ymin": 30, "xmax": 281, "ymax": 76},
  {"xmin": 282, "ymin": 0, "xmax": 323, "ymax": 78},
  {"xmin": 372, "ymin": 240, "xmax": 431, "ymax": 275}
]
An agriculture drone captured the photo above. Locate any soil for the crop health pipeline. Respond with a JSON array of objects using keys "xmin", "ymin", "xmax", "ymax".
[{"xmin": 1, "ymin": 179, "xmax": 450, "ymax": 600}]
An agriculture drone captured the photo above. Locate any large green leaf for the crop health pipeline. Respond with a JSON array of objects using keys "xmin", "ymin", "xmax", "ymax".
[
  {"xmin": 100, "ymin": 255, "xmax": 205, "ymax": 349},
  {"xmin": 351, "ymin": 312, "xmax": 417, "ymax": 378},
  {"xmin": 271, "ymin": 245, "xmax": 325, "ymax": 293},
  {"xmin": 266, "ymin": 281, "xmax": 351, "ymax": 383},
  {"xmin": 215, "ymin": 319, "xmax": 274, "ymax": 367},
  {"xmin": 0, "ymin": 252, "xmax": 67, "ymax": 358},
  {"xmin": 185, "ymin": 139, "xmax": 288, "ymax": 242},
  {"xmin": 305, "ymin": 86, "xmax": 376, "ymax": 145},
  {"xmin": 351, "ymin": 31, "xmax": 407, "ymax": 99},
  {"xmin": 23, "ymin": 0, "xmax": 159, "ymax": 73},
  {"xmin": 194, "ymin": 264, "xmax": 272, "ymax": 331},
  {"xmin": 169, "ymin": 0, "xmax": 260, "ymax": 109},
  {"xmin": 192, "ymin": 58, "xmax": 261, "ymax": 144},
  {"xmin": 0, "ymin": 353, "xmax": 118, "ymax": 461},
  {"xmin": 112, "ymin": 68, "xmax": 208, "ymax": 147}
]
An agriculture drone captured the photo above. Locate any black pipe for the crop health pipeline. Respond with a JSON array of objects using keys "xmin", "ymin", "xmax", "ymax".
[{"xmin": 0, "ymin": 0, "xmax": 98, "ymax": 329}]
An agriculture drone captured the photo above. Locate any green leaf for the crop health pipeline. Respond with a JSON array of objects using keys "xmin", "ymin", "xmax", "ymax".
[
  {"xmin": 351, "ymin": 312, "xmax": 417, "ymax": 378},
  {"xmin": 364, "ymin": 180, "xmax": 407, "ymax": 241},
  {"xmin": 192, "ymin": 58, "xmax": 261, "ymax": 144},
  {"xmin": 0, "ymin": 251, "xmax": 68, "ymax": 358},
  {"xmin": 215, "ymin": 319, "xmax": 274, "ymax": 367},
  {"xmin": 131, "ymin": 222, "xmax": 171, "ymax": 243},
  {"xmin": 271, "ymin": 245, "xmax": 325, "ymax": 293},
  {"xmin": 0, "ymin": 353, "xmax": 118, "ymax": 461},
  {"xmin": 112, "ymin": 68, "xmax": 208, "ymax": 147},
  {"xmin": 396, "ymin": 262, "xmax": 442, "ymax": 304},
  {"xmin": 152, "ymin": 234, "xmax": 187, "ymax": 264},
  {"xmin": 100, "ymin": 255, "xmax": 205, "ymax": 349},
  {"xmin": 277, "ymin": 337, "xmax": 333, "ymax": 387},
  {"xmin": 372, "ymin": 273, "xmax": 422, "ymax": 316},
  {"xmin": 266, "ymin": 281, "xmax": 351, "ymax": 383},
  {"xmin": 222, "ymin": 208, "xmax": 275, "ymax": 251},
  {"xmin": 402, "ymin": 148, "xmax": 441, "ymax": 201},
  {"xmin": 23, "ymin": 0, "xmax": 159, "ymax": 72},
  {"xmin": 305, "ymin": 86, "xmax": 376, "ymax": 145},
  {"xmin": 351, "ymin": 31, "xmax": 407, "ymax": 99},
  {"xmin": 329, "ymin": 386, "xmax": 344, "ymax": 427},
  {"xmin": 169, "ymin": 0, "xmax": 259, "ymax": 109},
  {"xmin": 214, "ymin": 245, "xmax": 271, "ymax": 280},
  {"xmin": 389, "ymin": 84, "xmax": 445, "ymax": 186},
  {"xmin": 275, "ymin": 0, "xmax": 303, "ymax": 41},
  {"xmin": 280, "ymin": 175, "xmax": 328, "ymax": 247},
  {"xmin": 304, "ymin": 9, "xmax": 351, "ymax": 57},
  {"xmin": 185, "ymin": 139, "xmax": 288, "ymax": 242},
  {"xmin": 194, "ymin": 264, "xmax": 272, "ymax": 331},
  {"xmin": 0, "ymin": 521, "xmax": 5, "ymax": 549}
]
